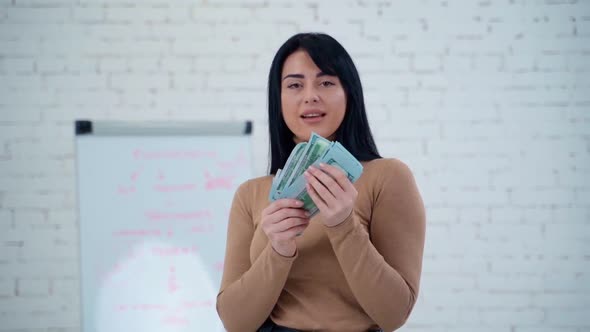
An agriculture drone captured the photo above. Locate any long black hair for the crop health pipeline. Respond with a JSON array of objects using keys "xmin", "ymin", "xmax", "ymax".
[{"xmin": 267, "ymin": 32, "xmax": 381, "ymax": 175}]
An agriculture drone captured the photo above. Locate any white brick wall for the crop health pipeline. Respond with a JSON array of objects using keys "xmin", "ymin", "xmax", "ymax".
[{"xmin": 0, "ymin": 1, "xmax": 589, "ymax": 331}]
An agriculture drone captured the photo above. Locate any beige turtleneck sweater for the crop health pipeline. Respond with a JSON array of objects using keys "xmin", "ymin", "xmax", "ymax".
[{"xmin": 216, "ymin": 158, "xmax": 426, "ymax": 332}]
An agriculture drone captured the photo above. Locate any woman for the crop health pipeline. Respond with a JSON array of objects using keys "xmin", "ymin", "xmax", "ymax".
[{"xmin": 216, "ymin": 33, "xmax": 426, "ymax": 332}]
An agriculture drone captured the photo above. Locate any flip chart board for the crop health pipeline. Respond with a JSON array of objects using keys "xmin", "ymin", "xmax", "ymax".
[{"xmin": 75, "ymin": 120, "xmax": 253, "ymax": 332}]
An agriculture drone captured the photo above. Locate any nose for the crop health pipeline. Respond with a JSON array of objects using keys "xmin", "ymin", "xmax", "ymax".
[{"xmin": 303, "ymin": 85, "xmax": 319, "ymax": 104}]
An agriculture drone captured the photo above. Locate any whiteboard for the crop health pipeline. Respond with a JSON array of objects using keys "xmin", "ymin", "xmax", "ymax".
[{"xmin": 75, "ymin": 121, "xmax": 253, "ymax": 332}]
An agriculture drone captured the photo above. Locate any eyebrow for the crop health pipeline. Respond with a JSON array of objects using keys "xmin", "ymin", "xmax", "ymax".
[{"xmin": 282, "ymin": 72, "xmax": 330, "ymax": 81}]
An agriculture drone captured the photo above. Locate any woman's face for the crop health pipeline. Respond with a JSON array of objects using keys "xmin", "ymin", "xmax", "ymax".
[{"xmin": 280, "ymin": 49, "xmax": 347, "ymax": 143}]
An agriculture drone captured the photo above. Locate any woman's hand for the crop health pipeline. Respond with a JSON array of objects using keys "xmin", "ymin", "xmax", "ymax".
[
  {"xmin": 261, "ymin": 199, "xmax": 310, "ymax": 257},
  {"xmin": 304, "ymin": 163, "xmax": 358, "ymax": 227}
]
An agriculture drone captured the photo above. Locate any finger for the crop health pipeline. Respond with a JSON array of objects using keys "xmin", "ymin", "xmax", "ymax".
[
  {"xmin": 305, "ymin": 170, "xmax": 337, "ymax": 206},
  {"xmin": 270, "ymin": 217, "xmax": 310, "ymax": 233},
  {"xmin": 306, "ymin": 182, "xmax": 328, "ymax": 212},
  {"xmin": 274, "ymin": 224, "xmax": 309, "ymax": 241},
  {"xmin": 267, "ymin": 208, "xmax": 309, "ymax": 225},
  {"xmin": 264, "ymin": 199, "xmax": 304, "ymax": 216},
  {"xmin": 319, "ymin": 163, "xmax": 355, "ymax": 191},
  {"xmin": 306, "ymin": 166, "xmax": 345, "ymax": 197}
]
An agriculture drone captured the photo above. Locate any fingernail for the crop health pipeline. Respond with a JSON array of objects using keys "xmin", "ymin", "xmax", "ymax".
[
  {"xmin": 319, "ymin": 163, "xmax": 326, "ymax": 167},
  {"xmin": 295, "ymin": 200, "xmax": 303, "ymax": 206},
  {"xmin": 305, "ymin": 211, "xmax": 311, "ymax": 217}
]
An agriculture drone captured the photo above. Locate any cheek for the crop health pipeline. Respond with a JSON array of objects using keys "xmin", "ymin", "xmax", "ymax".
[
  {"xmin": 281, "ymin": 100, "xmax": 295, "ymax": 121},
  {"xmin": 329, "ymin": 92, "xmax": 347, "ymax": 118},
  {"xmin": 281, "ymin": 91, "xmax": 300, "ymax": 110},
  {"xmin": 280, "ymin": 93, "xmax": 300, "ymax": 128}
]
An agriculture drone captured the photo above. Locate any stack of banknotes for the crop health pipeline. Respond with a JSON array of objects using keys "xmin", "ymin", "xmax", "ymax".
[{"xmin": 268, "ymin": 132, "xmax": 364, "ymax": 217}]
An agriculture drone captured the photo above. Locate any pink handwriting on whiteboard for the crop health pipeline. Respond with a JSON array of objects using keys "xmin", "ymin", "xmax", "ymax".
[
  {"xmin": 146, "ymin": 210, "xmax": 212, "ymax": 221},
  {"xmin": 116, "ymin": 304, "xmax": 168, "ymax": 312},
  {"xmin": 183, "ymin": 299, "xmax": 214, "ymax": 309},
  {"xmin": 190, "ymin": 224, "xmax": 215, "ymax": 233},
  {"xmin": 217, "ymin": 151, "xmax": 247, "ymax": 170},
  {"xmin": 151, "ymin": 245, "xmax": 198, "ymax": 257},
  {"xmin": 153, "ymin": 183, "xmax": 197, "ymax": 192},
  {"xmin": 133, "ymin": 149, "xmax": 217, "ymax": 160},
  {"xmin": 130, "ymin": 166, "xmax": 144, "ymax": 182},
  {"xmin": 168, "ymin": 283, "xmax": 178, "ymax": 294},
  {"xmin": 168, "ymin": 279, "xmax": 178, "ymax": 294},
  {"xmin": 162, "ymin": 315, "xmax": 188, "ymax": 327},
  {"xmin": 113, "ymin": 229, "xmax": 162, "ymax": 237},
  {"xmin": 117, "ymin": 185, "xmax": 137, "ymax": 195},
  {"xmin": 204, "ymin": 171, "xmax": 234, "ymax": 190},
  {"xmin": 130, "ymin": 171, "xmax": 139, "ymax": 182},
  {"xmin": 168, "ymin": 264, "xmax": 178, "ymax": 294}
]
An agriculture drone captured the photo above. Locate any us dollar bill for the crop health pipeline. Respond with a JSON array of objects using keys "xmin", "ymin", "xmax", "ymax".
[
  {"xmin": 269, "ymin": 133, "xmax": 364, "ymax": 217},
  {"xmin": 281, "ymin": 133, "xmax": 332, "ymax": 190},
  {"xmin": 272, "ymin": 142, "xmax": 308, "ymax": 199}
]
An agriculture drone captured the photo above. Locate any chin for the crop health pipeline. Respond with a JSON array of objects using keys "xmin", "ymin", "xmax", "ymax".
[{"xmin": 303, "ymin": 130, "xmax": 335, "ymax": 142}]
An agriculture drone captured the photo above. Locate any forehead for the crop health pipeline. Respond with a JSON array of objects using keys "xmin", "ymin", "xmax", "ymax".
[{"xmin": 281, "ymin": 49, "xmax": 321, "ymax": 75}]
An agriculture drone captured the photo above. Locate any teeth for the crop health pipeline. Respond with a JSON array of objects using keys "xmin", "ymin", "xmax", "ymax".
[{"xmin": 303, "ymin": 113, "xmax": 322, "ymax": 118}]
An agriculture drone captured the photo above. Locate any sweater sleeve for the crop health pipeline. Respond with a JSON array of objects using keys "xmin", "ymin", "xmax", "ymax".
[
  {"xmin": 216, "ymin": 180, "xmax": 298, "ymax": 332},
  {"xmin": 323, "ymin": 159, "xmax": 426, "ymax": 332}
]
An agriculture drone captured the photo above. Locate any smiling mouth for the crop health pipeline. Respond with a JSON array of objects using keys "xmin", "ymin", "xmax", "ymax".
[{"xmin": 300, "ymin": 113, "xmax": 326, "ymax": 119}]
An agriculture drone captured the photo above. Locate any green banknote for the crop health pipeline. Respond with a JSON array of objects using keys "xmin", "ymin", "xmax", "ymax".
[
  {"xmin": 282, "ymin": 133, "xmax": 332, "ymax": 189},
  {"xmin": 271, "ymin": 142, "xmax": 308, "ymax": 200},
  {"xmin": 269, "ymin": 168, "xmax": 283, "ymax": 201},
  {"xmin": 269, "ymin": 133, "xmax": 364, "ymax": 217}
]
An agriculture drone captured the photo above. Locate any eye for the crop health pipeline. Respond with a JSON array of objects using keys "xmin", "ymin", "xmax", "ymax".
[
  {"xmin": 287, "ymin": 82, "xmax": 302, "ymax": 89},
  {"xmin": 320, "ymin": 81, "xmax": 335, "ymax": 87}
]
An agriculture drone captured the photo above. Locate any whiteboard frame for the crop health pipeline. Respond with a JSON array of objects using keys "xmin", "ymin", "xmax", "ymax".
[
  {"xmin": 74, "ymin": 120, "xmax": 253, "ymax": 332},
  {"xmin": 75, "ymin": 120, "xmax": 252, "ymax": 137}
]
